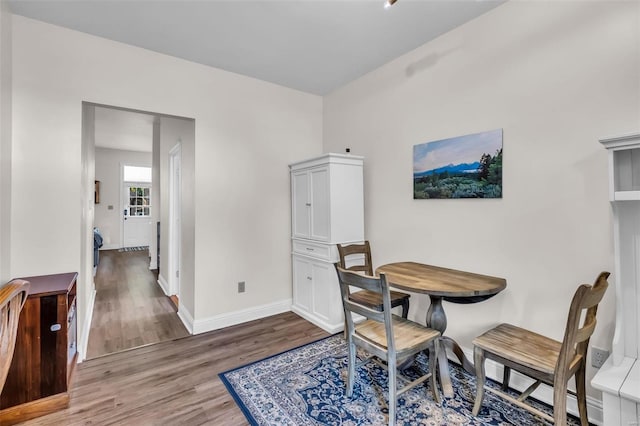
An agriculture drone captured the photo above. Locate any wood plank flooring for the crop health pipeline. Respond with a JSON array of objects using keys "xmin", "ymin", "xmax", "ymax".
[
  {"xmin": 86, "ymin": 249, "xmax": 189, "ymax": 359},
  {"xmin": 20, "ymin": 312, "xmax": 329, "ymax": 425}
]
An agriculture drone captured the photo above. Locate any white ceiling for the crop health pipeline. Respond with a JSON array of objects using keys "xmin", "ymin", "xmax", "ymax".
[
  {"xmin": 94, "ymin": 107, "xmax": 155, "ymax": 152},
  {"xmin": 14, "ymin": 0, "xmax": 505, "ymax": 152},
  {"xmin": 9, "ymin": 0, "xmax": 505, "ymax": 95}
]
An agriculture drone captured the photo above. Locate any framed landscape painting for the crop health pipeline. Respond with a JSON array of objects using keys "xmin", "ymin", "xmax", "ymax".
[{"xmin": 413, "ymin": 129, "xmax": 503, "ymax": 199}]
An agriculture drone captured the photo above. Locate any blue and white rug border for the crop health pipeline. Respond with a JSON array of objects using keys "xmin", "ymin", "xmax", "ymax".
[{"xmin": 219, "ymin": 334, "xmax": 340, "ymax": 426}]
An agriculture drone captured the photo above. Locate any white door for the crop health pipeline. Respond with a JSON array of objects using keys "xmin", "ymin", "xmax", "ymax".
[{"xmin": 123, "ymin": 184, "xmax": 152, "ymax": 247}]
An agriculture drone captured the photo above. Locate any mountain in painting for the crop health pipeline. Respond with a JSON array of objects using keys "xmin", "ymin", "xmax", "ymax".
[{"xmin": 414, "ymin": 161, "xmax": 480, "ymax": 177}]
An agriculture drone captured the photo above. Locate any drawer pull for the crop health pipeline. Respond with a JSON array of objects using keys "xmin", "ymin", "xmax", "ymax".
[
  {"xmin": 50, "ymin": 324, "xmax": 62, "ymax": 332},
  {"xmin": 306, "ymin": 247, "xmax": 314, "ymax": 251},
  {"xmin": 305, "ymin": 203, "xmax": 311, "ymax": 206}
]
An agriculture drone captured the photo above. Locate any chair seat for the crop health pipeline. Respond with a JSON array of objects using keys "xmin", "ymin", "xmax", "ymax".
[
  {"xmin": 350, "ymin": 289, "xmax": 410, "ymax": 310},
  {"xmin": 356, "ymin": 316, "xmax": 440, "ymax": 354},
  {"xmin": 473, "ymin": 323, "xmax": 581, "ymax": 377}
]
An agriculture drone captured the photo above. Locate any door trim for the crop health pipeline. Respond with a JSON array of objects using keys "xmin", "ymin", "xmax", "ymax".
[{"xmin": 168, "ymin": 143, "xmax": 182, "ymax": 298}]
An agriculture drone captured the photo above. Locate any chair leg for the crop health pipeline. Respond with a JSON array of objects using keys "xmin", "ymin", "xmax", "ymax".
[
  {"xmin": 430, "ymin": 339, "xmax": 441, "ymax": 404},
  {"xmin": 575, "ymin": 364, "xmax": 589, "ymax": 426},
  {"xmin": 347, "ymin": 341, "xmax": 356, "ymax": 397},
  {"xmin": 388, "ymin": 353, "xmax": 397, "ymax": 426},
  {"xmin": 472, "ymin": 346, "xmax": 486, "ymax": 416},
  {"xmin": 502, "ymin": 366, "xmax": 511, "ymax": 391},
  {"xmin": 401, "ymin": 299, "xmax": 409, "ymax": 319},
  {"xmin": 553, "ymin": 378, "xmax": 568, "ymax": 426}
]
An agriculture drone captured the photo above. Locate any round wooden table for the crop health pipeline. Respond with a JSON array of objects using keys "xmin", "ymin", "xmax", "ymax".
[{"xmin": 376, "ymin": 261, "xmax": 506, "ymax": 398}]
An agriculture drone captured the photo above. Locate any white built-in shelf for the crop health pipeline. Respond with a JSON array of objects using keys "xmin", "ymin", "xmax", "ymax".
[
  {"xmin": 614, "ymin": 190, "xmax": 640, "ymax": 201},
  {"xmin": 602, "ymin": 133, "xmax": 640, "ymax": 201},
  {"xmin": 620, "ymin": 360, "xmax": 640, "ymax": 403},
  {"xmin": 592, "ymin": 356, "xmax": 636, "ymax": 396},
  {"xmin": 594, "ymin": 132, "xmax": 640, "ymax": 425}
]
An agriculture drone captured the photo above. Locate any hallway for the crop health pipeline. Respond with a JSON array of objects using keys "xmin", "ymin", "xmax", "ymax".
[{"xmin": 86, "ymin": 249, "xmax": 189, "ymax": 359}]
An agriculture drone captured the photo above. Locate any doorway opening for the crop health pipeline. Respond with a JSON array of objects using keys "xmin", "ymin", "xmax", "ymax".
[{"xmin": 81, "ymin": 102, "xmax": 195, "ymax": 360}]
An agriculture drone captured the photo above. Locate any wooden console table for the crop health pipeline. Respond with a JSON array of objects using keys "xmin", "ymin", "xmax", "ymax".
[{"xmin": 0, "ymin": 272, "xmax": 78, "ymax": 425}]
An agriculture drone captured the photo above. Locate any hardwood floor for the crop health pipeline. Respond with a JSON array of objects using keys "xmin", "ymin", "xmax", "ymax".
[
  {"xmin": 86, "ymin": 249, "xmax": 189, "ymax": 359},
  {"xmin": 20, "ymin": 312, "xmax": 329, "ymax": 425}
]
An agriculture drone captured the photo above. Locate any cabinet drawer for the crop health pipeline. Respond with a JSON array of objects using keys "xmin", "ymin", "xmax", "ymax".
[{"xmin": 292, "ymin": 240, "xmax": 335, "ymax": 261}]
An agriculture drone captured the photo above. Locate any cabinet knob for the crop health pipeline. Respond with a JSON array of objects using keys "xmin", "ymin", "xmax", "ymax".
[
  {"xmin": 305, "ymin": 203, "xmax": 311, "ymax": 207},
  {"xmin": 50, "ymin": 324, "xmax": 62, "ymax": 332},
  {"xmin": 307, "ymin": 276, "xmax": 312, "ymax": 281}
]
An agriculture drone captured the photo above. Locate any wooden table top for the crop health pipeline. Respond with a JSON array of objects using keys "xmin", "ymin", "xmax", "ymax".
[{"xmin": 376, "ymin": 262, "xmax": 506, "ymax": 299}]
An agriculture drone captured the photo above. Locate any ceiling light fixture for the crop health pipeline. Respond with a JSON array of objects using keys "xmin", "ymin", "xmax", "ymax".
[{"xmin": 384, "ymin": 0, "xmax": 398, "ymax": 9}]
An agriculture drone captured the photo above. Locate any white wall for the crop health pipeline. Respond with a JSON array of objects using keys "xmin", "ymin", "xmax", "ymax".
[
  {"xmin": 79, "ymin": 103, "xmax": 96, "ymax": 359},
  {"xmin": 158, "ymin": 116, "xmax": 195, "ymax": 318},
  {"xmin": 0, "ymin": 1, "xmax": 11, "ymax": 284},
  {"xmin": 94, "ymin": 147, "xmax": 152, "ymax": 249},
  {"xmin": 324, "ymin": 0, "xmax": 639, "ymax": 404},
  {"xmin": 11, "ymin": 16, "xmax": 323, "ymax": 345}
]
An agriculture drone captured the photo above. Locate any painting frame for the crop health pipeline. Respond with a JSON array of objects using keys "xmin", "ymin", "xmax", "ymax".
[{"xmin": 413, "ymin": 129, "xmax": 503, "ymax": 199}]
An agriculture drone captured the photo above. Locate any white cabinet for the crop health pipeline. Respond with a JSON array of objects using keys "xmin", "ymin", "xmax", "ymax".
[
  {"xmin": 291, "ymin": 154, "xmax": 364, "ymax": 243},
  {"xmin": 292, "ymin": 254, "xmax": 342, "ymax": 329},
  {"xmin": 292, "ymin": 167, "xmax": 330, "ymax": 240},
  {"xmin": 289, "ymin": 153, "xmax": 364, "ymax": 333},
  {"xmin": 592, "ymin": 132, "xmax": 640, "ymax": 425}
]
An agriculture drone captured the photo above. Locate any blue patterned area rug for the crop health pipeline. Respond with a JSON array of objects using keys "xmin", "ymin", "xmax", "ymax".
[
  {"xmin": 220, "ymin": 335, "xmax": 585, "ymax": 426},
  {"xmin": 118, "ymin": 246, "xmax": 148, "ymax": 252}
]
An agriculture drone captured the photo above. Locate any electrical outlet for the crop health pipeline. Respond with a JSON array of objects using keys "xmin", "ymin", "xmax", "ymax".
[
  {"xmin": 238, "ymin": 281, "xmax": 245, "ymax": 293},
  {"xmin": 591, "ymin": 347, "xmax": 609, "ymax": 368}
]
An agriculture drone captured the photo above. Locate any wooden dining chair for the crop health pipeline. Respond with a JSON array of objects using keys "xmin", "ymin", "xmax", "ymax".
[
  {"xmin": 0, "ymin": 279, "xmax": 30, "ymax": 393},
  {"xmin": 337, "ymin": 241, "xmax": 411, "ymax": 318},
  {"xmin": 472, "ymin": 271, "xmax": 609, "ymax": 425},
  {"xmin": 335, "ymin": 266, "xmax": 441, "ymax": 426}
]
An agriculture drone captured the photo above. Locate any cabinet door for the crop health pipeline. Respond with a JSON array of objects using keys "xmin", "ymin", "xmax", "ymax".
[
  {"xmin": 292, "ymin": 256, "xmax": 313, "ymax": 313},
  {"xmin": 292, "ymin": 171, "xmax": 310, "ymax": 239},
  {"xmin": 311, "ymin": 260, "xmax": 335, "ymax": 322},
  {"xmin": 309, "ymin": 167, "xmax": 330, "ymax": 241}
]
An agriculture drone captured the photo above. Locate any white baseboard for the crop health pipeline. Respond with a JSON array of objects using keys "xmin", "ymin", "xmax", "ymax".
[
  {"xmin": 460, "ymin": 347, "xmax": 603, "ymax": 425},
  {"xmin": 291, "ymin": 305, "xmax": 343, "ymax": 334},
  {"xmin": 79, "ymin": 288, "xmax": 97, "ymax": 363},
  {"xmin": 192, "ymin": 299, "xmax": 292, "ymax": 335},
  {"xmin": 177, "ymin": 300, "xmax": 194, "ymax": 334},
  {"xmin": 157, "ymin": 274, "xmax": 169, "ymax": 296}
]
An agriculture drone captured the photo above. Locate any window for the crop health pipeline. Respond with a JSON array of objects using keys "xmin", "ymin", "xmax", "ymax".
[
  {"xmin": 123, "ymin": 166, "xmax": 152, "ymax": 217},
  {"xmin": 123, "ymin": 165, "xmax": 151, "ymax": 183},
  {"xmin": 127, "ymin": 186, "xmax": 150, "ymax": 217}
]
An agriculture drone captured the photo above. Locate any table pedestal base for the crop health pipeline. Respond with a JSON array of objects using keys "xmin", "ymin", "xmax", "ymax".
[
  {"xmin": 436, "ymin": 336, "xmax": 475, "ymax": 397},
  {"xmin": 427, "ymin": 295, "xmax": 476, "ymax": 398}
]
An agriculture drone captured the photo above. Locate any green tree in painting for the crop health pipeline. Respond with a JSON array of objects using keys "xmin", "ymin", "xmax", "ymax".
[
  {"xmin": 486, "ymin": 148, "xmax": 502, "ymax": 185},
  {"xmin": 478, "ymin": 152, "xmax": 492, "ymax": 181}
]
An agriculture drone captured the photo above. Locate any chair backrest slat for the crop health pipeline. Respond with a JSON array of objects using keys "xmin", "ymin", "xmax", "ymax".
[
  {"xmin": 336, "ymin": 266, "xmax": 395, "ymax": 352},
  {"xmin": 557, "ymin": 272, "xmax": 609, "ymax": 376},
  {"xmin": 0, "ymin": 279, "xmax": 30, "ymax": 394},
  {"xmin": 575, "ymin": 320, "xmax": 597, "ymax": 344},
  {"xmin": 343, "ymin": 300, "xmax": 385, "ymax": 323},
  {"xmin": 337, "ymin": 242, "xmax": 374, "ymax": 276}
]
